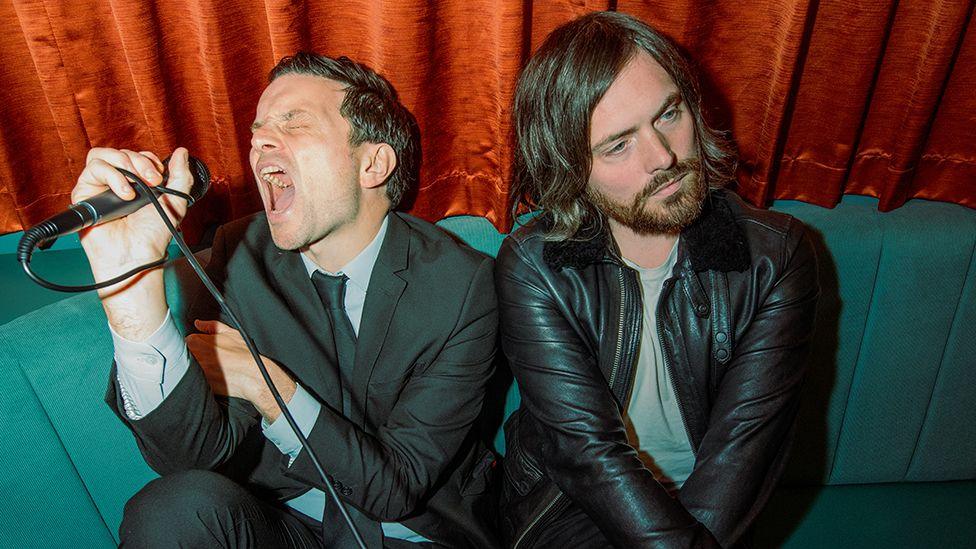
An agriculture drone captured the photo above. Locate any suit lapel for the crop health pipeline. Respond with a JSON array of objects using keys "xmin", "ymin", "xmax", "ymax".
[
  {"xmin": 350, "ymin": 213, "xmax": 410, "ymax": 422},
  {"xmin": 268, "ymin": 248, "xmax": 343, "ymax": 408}
]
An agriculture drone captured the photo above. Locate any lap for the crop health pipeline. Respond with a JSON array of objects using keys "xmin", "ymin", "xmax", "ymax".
[
  {"xmin": 528, "ymin": 503, "xmax": 611, "ymax": 548},
  {"xmin": 120, "ymin": 470, "xmax": 323, "ymax": 549}
]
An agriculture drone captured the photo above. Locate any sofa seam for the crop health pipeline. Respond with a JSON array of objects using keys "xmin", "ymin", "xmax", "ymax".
[
  {"xmin": 826, "ymin": 209, "xmax": 883, "ymax": 483},
  {"xmin": 903, "ymin": 229, "xmax": 976, "ymax": 480}
]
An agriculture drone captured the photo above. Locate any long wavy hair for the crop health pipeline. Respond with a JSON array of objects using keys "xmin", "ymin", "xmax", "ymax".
[{"xmin": 511, "ymin": 11, "xmax": 736, "ymax": 240}]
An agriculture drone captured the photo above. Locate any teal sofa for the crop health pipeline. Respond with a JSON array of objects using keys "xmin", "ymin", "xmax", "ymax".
[{"xmin": 2, "ymin": 196, "xmax": 975, "ymax": 547}]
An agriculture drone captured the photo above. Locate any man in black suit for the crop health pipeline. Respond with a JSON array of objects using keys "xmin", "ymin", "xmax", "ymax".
[{"xmin": 71, "ymin": 53, "xmax": 498, "ymax": 548}]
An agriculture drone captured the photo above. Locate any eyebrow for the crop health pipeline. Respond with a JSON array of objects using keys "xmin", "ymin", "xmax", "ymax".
[
  {"xmin": 250, "ymin": 109, "xmax": 307, "ymax": 132},
  {"xmin": 591, "ymin": 92, "xmax": 682, "ymax": 152}
]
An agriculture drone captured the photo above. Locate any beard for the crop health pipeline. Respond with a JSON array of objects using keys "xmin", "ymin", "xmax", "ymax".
[{"xmin": 587, "ymin": 157, "xmax": 706, "ymax": 235}]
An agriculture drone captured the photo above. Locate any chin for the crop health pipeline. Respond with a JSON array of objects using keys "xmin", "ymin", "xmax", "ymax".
[{"xmin": 268, "ymin": 225, "xmax": 306, "ymax": 252}]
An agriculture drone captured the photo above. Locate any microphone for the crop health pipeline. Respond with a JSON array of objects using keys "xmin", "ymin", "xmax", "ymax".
[{"xmin": 17, "ymin": 156, "xmax": 210, "ymax": 257}]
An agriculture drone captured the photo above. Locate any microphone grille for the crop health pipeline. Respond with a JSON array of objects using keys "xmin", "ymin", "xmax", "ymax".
[{"xmin": 187, "ymin": 156, "xmax": 211, "ymax": 202}]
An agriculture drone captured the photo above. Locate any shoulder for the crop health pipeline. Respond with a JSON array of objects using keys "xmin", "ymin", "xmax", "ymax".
[
  {"xmin": 716, "ymin": 190, "xmax": 816, "ymax": 279},
  {"xmin": 716, "ymin": 190, "xmax": 811, "ymax": 258},
  {"xmin": 496, "ymin": 215, "xmax": 551, "ymax": 274},
  {"xmin": 393, "ymin": 212, "xmax": 492, "ymax": 274},
  {"xmin": 719, "ymin": 190, "xmax": 797, "ymax": 237}
]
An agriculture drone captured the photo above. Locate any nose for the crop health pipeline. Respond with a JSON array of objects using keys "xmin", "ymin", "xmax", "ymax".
[
  {"xmin": 642, "ymin": 130, "xmax": 676, "ymax": 174},
  {"xmin": 250, "ymin": 126, "xmax": 279, "ymax": 152}
]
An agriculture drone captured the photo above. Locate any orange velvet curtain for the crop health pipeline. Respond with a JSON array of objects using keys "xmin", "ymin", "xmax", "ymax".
[{"xmin": 1, "ymin": 0, "xmax": 973, "ymax": 238}]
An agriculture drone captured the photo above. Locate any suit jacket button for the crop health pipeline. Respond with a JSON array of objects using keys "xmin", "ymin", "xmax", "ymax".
[{"xmin": 342, "ymin": 487, "xmax": 353, "ymax": 496}]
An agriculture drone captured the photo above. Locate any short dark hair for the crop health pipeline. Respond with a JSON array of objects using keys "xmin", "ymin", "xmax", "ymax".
[
  {"xmin": 270, "ymin": 52, "xmax": 420, "ymax": 209},
  {"xmin": 511, "ymin": 11, "xmax": 736, "ymax": 240}
]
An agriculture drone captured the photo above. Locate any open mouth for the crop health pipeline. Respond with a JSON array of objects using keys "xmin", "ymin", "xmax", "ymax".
[{"xmin": 259, "ymin": 164, "xmax": 296, "ymax": 214}]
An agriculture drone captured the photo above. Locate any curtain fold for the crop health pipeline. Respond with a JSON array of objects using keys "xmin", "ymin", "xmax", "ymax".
[{"xmin": 1, "ymin": 0, "xmax": 973, "ymax": 237}]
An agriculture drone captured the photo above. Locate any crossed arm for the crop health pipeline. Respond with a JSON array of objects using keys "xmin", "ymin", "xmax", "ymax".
[{"xmin": 495, "ymin": 224, "xmax": 818, "ymax": 547}]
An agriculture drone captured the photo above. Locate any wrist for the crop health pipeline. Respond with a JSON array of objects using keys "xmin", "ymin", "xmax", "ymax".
[
  {"xmin": 99, "ymin": 269, "xmax": 168, "ymax": 341},
  {"xmin": 254, "ymin": 368, "xmax": 297, "ymax": 423}
]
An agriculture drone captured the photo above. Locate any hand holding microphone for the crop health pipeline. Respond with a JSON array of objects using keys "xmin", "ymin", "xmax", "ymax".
[
  {"xmin": 69, "ymin": 147, "xmax": 205, "ymax": 285},
  {"xmin": 18, "ymin": 146, "xmax": 209, "ymax": 339}
]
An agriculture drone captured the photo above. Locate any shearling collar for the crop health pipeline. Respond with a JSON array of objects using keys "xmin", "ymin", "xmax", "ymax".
[{"xmin": 542, "ymin": 190, "xmax": 751, "ymax": 272}]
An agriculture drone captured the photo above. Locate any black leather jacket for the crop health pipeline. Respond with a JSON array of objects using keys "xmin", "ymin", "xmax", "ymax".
[{"xmin": 494, "ymin": 190, "xmax": 819, "ymax": 548}]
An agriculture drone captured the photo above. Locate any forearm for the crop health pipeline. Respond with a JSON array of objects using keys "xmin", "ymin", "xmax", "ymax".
[{"xmin": 520, "ymin": 381, "xmax": 715, "ymax": 546}]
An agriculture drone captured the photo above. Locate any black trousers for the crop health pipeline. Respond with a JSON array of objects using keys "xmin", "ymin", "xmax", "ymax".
[
  {"xmin": 120, "ymin": 470, "xmax": 323, "ymax": 548},
  {"xmin": 119, "ymin": 470, "xmax": 431, "ymax": 548}
]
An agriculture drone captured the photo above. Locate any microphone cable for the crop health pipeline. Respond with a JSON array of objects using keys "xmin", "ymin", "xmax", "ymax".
[{"xmin": 18, "ymin": 166, "xmax": 367, "ymax": 549}]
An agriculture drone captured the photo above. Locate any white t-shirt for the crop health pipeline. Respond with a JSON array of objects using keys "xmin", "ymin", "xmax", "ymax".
[{"xmin": 622, "ymin": 243, "xmax": 695, "ymax": 493}]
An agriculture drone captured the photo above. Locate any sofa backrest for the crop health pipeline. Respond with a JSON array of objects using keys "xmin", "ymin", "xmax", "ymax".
[{"xmin": 1, "ymin": 196, "xmax": 973, "ymax": 546}]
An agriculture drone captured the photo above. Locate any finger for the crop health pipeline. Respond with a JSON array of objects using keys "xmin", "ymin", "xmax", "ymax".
[
  {"xmin": 186, "ymin": 334, "xmax": 219, "ymax": 365},
  {"xmin": 119, "ymin": 149, "xmax": 163, "ymax": 186},
  {"xmin": 138, "ymin": 151, "xmax": 165, "ymax": 173},
  {"xmin": 74, "ymin": 157, "xmax": 138, "ymax": 202},
  {"xmin": 194, "ymin": 319, "xmax": 219, "ymax": 334}
]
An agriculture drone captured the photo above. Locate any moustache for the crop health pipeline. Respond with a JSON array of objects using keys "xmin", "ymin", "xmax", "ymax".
[{"xmin": 635, "ymin": 158, "xmax": 702, "ymax": 203}]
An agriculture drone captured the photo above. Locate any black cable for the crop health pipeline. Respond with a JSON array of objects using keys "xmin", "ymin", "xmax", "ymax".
[
  {"xmin": 19, "ymin": 169, "xmax": 367, "ymax": 549},
  {"xmin": 16, "ymin": 168, "xmax": 192, "ymax": 293}
]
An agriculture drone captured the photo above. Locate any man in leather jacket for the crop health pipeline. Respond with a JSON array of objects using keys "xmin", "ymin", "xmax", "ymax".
[{"xmin": 495, "ymin": 12, "xmax": 819, "ymax": 548}]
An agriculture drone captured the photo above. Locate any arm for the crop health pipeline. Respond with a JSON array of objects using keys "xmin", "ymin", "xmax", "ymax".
[
  {"xmin": 678, "ymin": 222, "xmax": 819, "ymax": 546},
  {"xmin": 284, "ymin": 256, "xmax": 498, "ymax": 521},
  {"xmin": 105, "ymin": 222, "xmax": 260, "ymax": 474},
  {"xmin": 75, "ymin": 148, "xmax": 194, "ymax": 341},
  {"xmin": 495, "ymin": 238, "xmax": 711, "ymax": 547}
]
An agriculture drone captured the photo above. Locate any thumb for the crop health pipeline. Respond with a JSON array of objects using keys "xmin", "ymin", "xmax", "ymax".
[
  {"xmin": 196, "ymin": 319, "xmax": 238, "ymax": 335},
  {"xmin": 164, "ymin": 147, "xmax": 196, "ymax": 196},
  {"xmin": 194, "ymin": 319, "xmax": 220, "ymax": 334}
]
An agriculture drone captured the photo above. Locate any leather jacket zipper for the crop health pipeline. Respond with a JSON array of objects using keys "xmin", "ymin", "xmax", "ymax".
[
  {"xmin": 512, "ymin": 266, "xmax": 630, "ymax": 548},
  {"xmin": 608, "ymin": 265, "xmax": 628, "ymax": 388},
  {"xmin": 511, "ymin": 492, "xmax": 563, "ymax": 549},
  {"xmin": 658, "ymin": 277, "xmax": 696, "ymax": 454}
]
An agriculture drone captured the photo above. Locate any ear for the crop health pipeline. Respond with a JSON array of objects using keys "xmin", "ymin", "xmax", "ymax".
[{"xmin": 360, "ymin": 143, "xmax": 397, "ymax": 190}]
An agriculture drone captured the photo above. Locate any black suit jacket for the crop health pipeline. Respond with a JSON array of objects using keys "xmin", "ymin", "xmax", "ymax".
[{"xmin": 107, "ymin": 212, "xmax": 499, "ymax": 548}]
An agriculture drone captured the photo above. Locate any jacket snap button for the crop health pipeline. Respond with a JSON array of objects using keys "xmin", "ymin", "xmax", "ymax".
[
  {"xmin": 716, "ymin": 332, "xmax": 728, "ymax": 343},
  {"xmin": 716, "ymin": 348, "xmax": 729, "ymax": 360}
]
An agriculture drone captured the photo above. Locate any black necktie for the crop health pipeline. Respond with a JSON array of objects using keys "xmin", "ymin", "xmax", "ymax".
[
  {"xmin": 311, "ymin": 271, "xmax": 357, "ymax": 415},
  {"xmin": 311, "ymin": 271, "xmax": 382, "ymax": 548}
]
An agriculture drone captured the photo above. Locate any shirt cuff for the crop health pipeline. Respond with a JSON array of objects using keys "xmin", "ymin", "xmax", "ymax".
[
  {"xmin": 262, "ymin": 384, "xmax": 321, "ymax": 465},
  {"xmin": 113, "ymin": 310, "xmax": 191, "ymax": 419}
]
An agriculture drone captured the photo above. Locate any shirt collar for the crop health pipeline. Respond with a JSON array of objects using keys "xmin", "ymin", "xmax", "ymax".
[{"xmin": 300, "ymin": 215, "xmax": 389, "ymax": 295}]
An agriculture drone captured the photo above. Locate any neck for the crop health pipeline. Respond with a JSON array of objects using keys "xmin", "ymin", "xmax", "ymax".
[
  {"xmin": 609, "ymin": 219, "xmax": 679, "ymax": 269},
  {"xmin": 305, "ymin": 199, "xmax": 389, "ymax": 272}
]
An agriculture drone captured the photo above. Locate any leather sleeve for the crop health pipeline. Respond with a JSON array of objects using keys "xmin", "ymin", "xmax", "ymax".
[
  {"xmin": 285, "ymin": 256, "xmax": 498, "ymax": 521},
  {"xmin": 495, "ymin": 236, "xmax": 719, "ymax": 547},
  {"xmin": 678, "ymin": 220, "xmax": 819, "ymax": 546}
]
